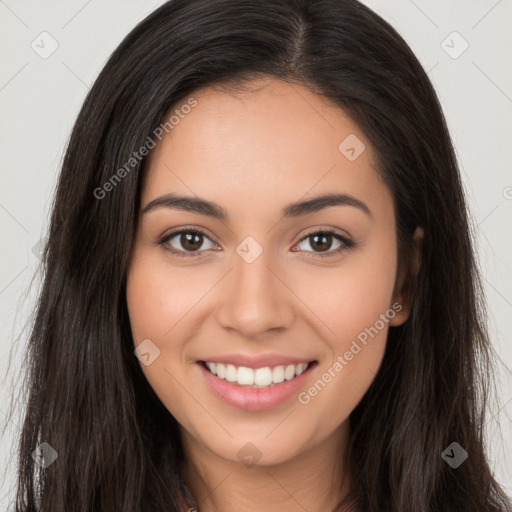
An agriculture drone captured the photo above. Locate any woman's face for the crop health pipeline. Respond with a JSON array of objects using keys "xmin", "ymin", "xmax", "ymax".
[{"xmin": 126, "ymin": 78, "xmax": 410, "ymax": 466}]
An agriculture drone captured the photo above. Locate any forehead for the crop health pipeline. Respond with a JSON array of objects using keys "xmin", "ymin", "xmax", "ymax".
[{"xmin": 142, "ymin": 78, "xmax": 391, "ymax": 221}]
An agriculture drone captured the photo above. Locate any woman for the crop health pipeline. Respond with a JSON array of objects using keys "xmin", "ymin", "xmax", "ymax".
[{"xmin": 10, "ymin": 0, "xmax": 511, "ymax": 510}]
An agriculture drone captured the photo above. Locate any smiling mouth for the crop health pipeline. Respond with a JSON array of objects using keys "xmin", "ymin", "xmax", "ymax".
[{"xmin": 199, "ymin": 360, "xmax": 318, "ymax": 388}]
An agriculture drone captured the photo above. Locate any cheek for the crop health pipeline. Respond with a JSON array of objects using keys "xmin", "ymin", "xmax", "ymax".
[
  {"xmin": 126, "ymin": 252, "xmax": 187, "ymax": 372},
  {"xmin": 126, "ymin": 251, "xmax": 207, "ymax": 342}
]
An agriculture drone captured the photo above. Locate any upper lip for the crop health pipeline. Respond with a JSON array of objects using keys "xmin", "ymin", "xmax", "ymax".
[{"xmin": 198, "ymin": 354, "xmax": 316, "ymax": 369}]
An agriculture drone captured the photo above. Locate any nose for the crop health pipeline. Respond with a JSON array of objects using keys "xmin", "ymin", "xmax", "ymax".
[{"xmin": 216, "ymin": 248, "xmax": 296, "ymax": 338}]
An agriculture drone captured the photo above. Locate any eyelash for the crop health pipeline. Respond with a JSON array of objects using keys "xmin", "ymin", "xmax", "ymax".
[{"xmin": 156, "ymin": 226, "xmax": 356, "ymax": 260}]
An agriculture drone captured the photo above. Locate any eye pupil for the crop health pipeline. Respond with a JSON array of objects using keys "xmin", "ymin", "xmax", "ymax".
[
  {"xmin": 181, "ymin": 232, "xmax": 202, "ymax": 251},
  {"xmin": 311, "ymin": 233, "xmax": 332, "ymax": 252}
]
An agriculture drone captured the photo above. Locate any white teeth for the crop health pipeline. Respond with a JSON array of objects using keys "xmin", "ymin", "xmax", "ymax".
[
  {"xmin": 272, "ymin": 365, "xmax": 285, "ymax": 383},
  {"xmin": 225, "ymin": 364, "xmax": 237, "ymax": 382},
  {"xmin": 296, "ymin": 363, "xmax": 308, "ymax": 376},
  {"xmin": 284, "ymin": 364, "xmax": 296, "ymax": 380},
  {"xmin": 254, "ymin": 367, "xmax": 273, "ymax": 386},
  {"xmin": 216, "ymin": 363, "xmax": 226, "ymax": 379},
  {"xmin": 203, "ymin": 361, "xmax": 312, "ymax": 388},
  {"xmin": 237, "ymin": 366, "xmax": 254, "ymax": 385}
]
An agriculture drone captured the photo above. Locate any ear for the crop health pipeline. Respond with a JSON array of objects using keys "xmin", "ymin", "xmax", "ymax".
[{"xmin": 389, "ymin": 226, "xmax": 424, "ymax": 326}]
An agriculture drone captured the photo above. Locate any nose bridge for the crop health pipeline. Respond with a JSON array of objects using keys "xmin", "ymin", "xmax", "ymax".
[{"xmin": 216, "ymin": 240, "xmax": 295, "ymax": 336}]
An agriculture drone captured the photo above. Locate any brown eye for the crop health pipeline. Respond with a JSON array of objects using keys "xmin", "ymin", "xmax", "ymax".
[
  {"xmin": 308, "ymin": 233, "xmax": 333, "ymax": 252},
  {"xmin": 179, "ymin": 232, "xmax": 203, "ymax": 251},
  {"xmin": 294, "ymin": 230, "xmax": 355, "ymax": 258},
  {"xmin": 158, "ymin": 229, "xmax": 218, "ymax": 257}
]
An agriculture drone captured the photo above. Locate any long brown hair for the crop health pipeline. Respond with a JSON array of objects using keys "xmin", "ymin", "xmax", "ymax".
[{"xmin": 7, "ymin": 0, "xmax": 511, "ymax": 510}]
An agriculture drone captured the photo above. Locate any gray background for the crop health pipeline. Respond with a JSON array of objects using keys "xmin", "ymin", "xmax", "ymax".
[{"xmin": 1, "ymin": 0, "xmax": 511, "ymax": 507}]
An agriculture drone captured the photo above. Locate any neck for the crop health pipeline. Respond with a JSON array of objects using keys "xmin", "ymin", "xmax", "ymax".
[{"xmin": 181, "ymin": 420, "xmax": 352, "ymax": 512}]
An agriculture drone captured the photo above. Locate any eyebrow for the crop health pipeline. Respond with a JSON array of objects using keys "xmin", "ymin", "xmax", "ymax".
[{"xmin": 142, "ymin": 192, "xmax": 372, "ymax": 220}]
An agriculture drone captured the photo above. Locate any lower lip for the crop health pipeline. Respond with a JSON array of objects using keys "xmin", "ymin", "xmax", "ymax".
[{"xmin": 197, "ymin": 361, "xmax": 317, "ymax": 411}]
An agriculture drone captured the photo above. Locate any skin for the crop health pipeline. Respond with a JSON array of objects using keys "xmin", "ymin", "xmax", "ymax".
[{"xmin": 126, "ymin": 77, "xmax": 422, "ymax": 512}]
